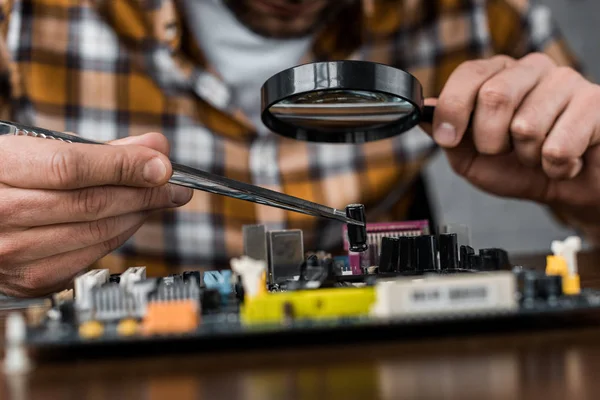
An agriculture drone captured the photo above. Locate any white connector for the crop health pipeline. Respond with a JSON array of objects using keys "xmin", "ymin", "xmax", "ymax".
[
  {"xmin": 230, "ymin": 256, "xmax": 266, "ymax": 299},
  {"xmin": 552, "ymin": 236, "xmax": 582, "ymax": 276},
  {"xmin": 74, "ymin": 269, "xmax": 109, "ymax": 310},
  {"xmin": 3, "ymin": 313, "xmax": 31, "ymax": 375},
  {"xmin": 119, "ymin": 266, "xmax": 146, "ymax": 290}
]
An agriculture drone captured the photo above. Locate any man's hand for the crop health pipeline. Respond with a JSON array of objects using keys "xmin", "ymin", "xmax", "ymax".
[
  {"xmin": 422, "ymin": 53, "xmax": 600, "ymax": 241},
  {"xmin": 0, "ymin": 132, "xmax": 192, "ymax": 297}
]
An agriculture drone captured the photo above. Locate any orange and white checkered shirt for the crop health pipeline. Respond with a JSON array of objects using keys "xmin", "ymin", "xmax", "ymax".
[{"xmin": 0, "ymin": 0, "xmax": 579, "ymax": 275}]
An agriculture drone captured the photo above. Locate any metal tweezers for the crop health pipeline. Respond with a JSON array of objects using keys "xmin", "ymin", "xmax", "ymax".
[{"xmin": 0, "ymin": 121, "xmax": 364, "ymax": 226}]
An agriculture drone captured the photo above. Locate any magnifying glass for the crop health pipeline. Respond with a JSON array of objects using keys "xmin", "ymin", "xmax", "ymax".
[{"xmin": 261, "ymin": 60, "xmax": 435, "ymax": 143}]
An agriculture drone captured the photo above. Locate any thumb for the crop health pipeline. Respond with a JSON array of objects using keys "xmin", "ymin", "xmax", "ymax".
[
  {"xmin": 419, "ymin": 98, "xmax": 438, "ymax": 137},
  {"xmin": 110, "ymin": 132, "xmax": 171, "ymax": 156}
]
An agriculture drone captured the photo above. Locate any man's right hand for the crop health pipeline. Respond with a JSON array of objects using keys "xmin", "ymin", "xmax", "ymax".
[{"xmin": 0, "ymin": 132, "xmax": 192, "ymax": 297}]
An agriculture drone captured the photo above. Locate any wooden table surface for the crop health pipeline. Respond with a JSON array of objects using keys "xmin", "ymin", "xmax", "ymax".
[{"xmin": 2, "ymin": 251, "xmax": 600, "ymax": 400}]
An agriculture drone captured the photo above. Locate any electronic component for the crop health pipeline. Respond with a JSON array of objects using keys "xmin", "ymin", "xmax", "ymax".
[
  {"xmin": 74, "ymin": 269, "xmax": 110, "ymax": 310},
  {"xmin": 378, "ymin": 237, "xmax": 400, "ymax": 273},
  {"xmin": 142, "ymin": 300, "xmax": 199, "ymax": 335},
  {"xmin": 343, "ymin": 220, "xmax": 429, "ymax": 274},
  {"xmin": 230, "ymin": 256, "xmax": 267, "ymax": 300},
  {"xmin": 550, "ymin": 236, "xmax": 581, "ymax": 295},
  {"xmin": 78, "ymin": 320, "xmax": 104, "ymax": 339},
  {"xmin": 203, "ymin": 270, "xmax": 233, "ymax": 300},
  {"xmin": 267, "ymin": 229, "xmax": 304, "ymax": 283},
  {"xmin": 116, "ymin": 319, "xmax": 139, "ymax": 337},
  {"xmin": 52, "ymin": 289, "xmax": 74, "ymax": 305},
  {"xmin": 3, "ymin": 313, "xmax": 31, "ymax": 375},
  {"xmin": 241, "ymin": 287, "xmax": 376, "ymax": 324},
  {"xmin": 415, "ymin": 235, "xmax": 437, "ymax": 272},
  {"xmin": 438, "ymin": 233, "xmax": 458, "ymax": 271},
  {"xmin": 182, "ymin": 271, "xmax": 202, "ymax": 286},
  {"xmin": 345, "ymin": 204, "xmax": 368, "ymax": 252},
  {"xmin": 442, "ymin": 223, "xmax": 471, "ymax": 247},
  {"xmin": 25, "ymin": 300, "xmax": 52, "ymax": 327},
  {"xmin": 119, "ymin": 267, "xmax": 146, "ymax": 289},
  {"xmin": 460, "ymin": 245, "xmax": 475, "ymax": 270},
  {"xmin": 58, "ymin": 302, "xmax": 76, "ymax": 324},
  {"xmin": 243, "ymin": 224, "xmax": 268, "ymax": 263},
  {"xmin": 148, "ymin": 279, "xmax": 201, "ymax": 303},
  {"xmin": 398, "ymin": 236, "xmax": 416, "ymax": 273},
  {"xmin": 90, "ymin": 283, "xmax": 139, "ymax": 322},
  {"xmin": 371, "ymin": 271, "xmax": 517, "ymax": 318}
]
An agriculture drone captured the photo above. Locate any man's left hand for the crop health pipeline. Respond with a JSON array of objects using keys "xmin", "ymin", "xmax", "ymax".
[{"xmin": 422, "ymin": 53, "xmax": 600, "ymax": 241}]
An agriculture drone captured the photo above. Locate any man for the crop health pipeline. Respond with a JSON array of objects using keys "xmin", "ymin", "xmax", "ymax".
[{"xmin": 0, "ymin": 0, "xmax": 597, "ymax": 297}]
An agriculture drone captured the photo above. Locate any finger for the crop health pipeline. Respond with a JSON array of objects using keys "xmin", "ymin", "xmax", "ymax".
[
  {"xmin": 110, "ymin": 132, "xmax": 171, "ymax": 156},
  {"xmin": 2, "ymin": 183, "xmax": 192, "ymax": 228},
  {"xmin": 0, "ymin": 212, "xmax": 149, "ymax": 264},
  {"xmin": 0, "ymin": 135, "xmax": 172, "ymax": 189},
  {"xmin": 511, "ymin": 66, "xmax": 585, "ymax": 167},
  {"xmin": 1, "ymin": 222, "xmax": 143, "ymax": 297},
  {"xmin": 433, "ymin": 55, "xmax": 514, "ymax": 147},
  {"xmin": 541, "ymin": 84, "xmax": 600, "ymax": 179},
  {"xmin": 472, "ymin": 53, "xmax": 555, "ymax": 154}
]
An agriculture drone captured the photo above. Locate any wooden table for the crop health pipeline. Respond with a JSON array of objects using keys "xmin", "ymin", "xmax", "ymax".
[{"xmin": 2, "ymin": 251, "xmax": 600, "ymax": 400}]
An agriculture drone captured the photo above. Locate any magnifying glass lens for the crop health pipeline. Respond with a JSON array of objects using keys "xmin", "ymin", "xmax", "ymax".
[{"xmin": 268, "ymin": 89, "xmax": 416, "ymax": 130}]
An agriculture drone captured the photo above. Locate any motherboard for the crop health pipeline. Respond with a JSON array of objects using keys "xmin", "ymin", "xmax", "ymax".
[{"xmin": 4, "ymin": 204, "xmax": 600, "ymax": 367}]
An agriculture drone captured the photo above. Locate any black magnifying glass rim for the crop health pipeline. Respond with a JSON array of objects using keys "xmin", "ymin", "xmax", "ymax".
[{"xmin": 260, "ymin": 60, "xmax": 426, "ymax": 144}]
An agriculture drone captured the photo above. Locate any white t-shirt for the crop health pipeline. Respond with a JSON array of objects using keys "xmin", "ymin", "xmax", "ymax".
[{"xmin": 182, "ymin": 0, "xmax": 314, "ymax": 133}]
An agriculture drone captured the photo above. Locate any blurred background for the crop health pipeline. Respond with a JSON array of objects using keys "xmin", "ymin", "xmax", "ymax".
[{"xmin": 423, "ymin": 0, "xmax": 600, "ymax": 254}]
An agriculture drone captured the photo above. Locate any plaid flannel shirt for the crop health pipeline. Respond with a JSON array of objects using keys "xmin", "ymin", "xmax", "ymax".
[{"xmin": 0, "ymin": 0, "xmax": 579, "ymax": 275}]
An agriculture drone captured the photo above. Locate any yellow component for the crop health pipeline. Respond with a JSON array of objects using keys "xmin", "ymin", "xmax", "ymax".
[
  {"xmin": 563, "ymin": 274, "xmax": 581, "ymax": 295},
  {"xmin": 142, "ymin": 300, "xmax": 199, "ymax": 336},
  {"xmin": 117, "ymin": 318, "xmax": 139, "ymax": 337},
  {"xmin": 79, "ymin": 320, "xmax": 104, "ymax": 339},
  {"xmin": 240, "ymin": 286, "xmax": 376, "ymax": 324},
  {"xmin": 256, "ymin": 270, "xmax": 267, "ymax": 297},
  {"xmin": 546, "ymin": 255, "xmax": 568, "ymax": 276},
  {"xmin": 546, "ymin": 255, "xmax": 581, "ymax": 295}
]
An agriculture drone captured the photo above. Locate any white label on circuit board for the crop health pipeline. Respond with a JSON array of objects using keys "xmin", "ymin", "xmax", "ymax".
[{"xmin": 406, "ymin": 284, "xmax": 497, "ymax": 311}]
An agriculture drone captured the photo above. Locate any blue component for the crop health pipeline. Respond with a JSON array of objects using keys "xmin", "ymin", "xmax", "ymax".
[
  {"xmin": 334, "ymin": 256, "xmax": 350, "ymax": 271},
  {"xmin": 203, "ymin": 270, "xmax": 233, "ymax": 298}
]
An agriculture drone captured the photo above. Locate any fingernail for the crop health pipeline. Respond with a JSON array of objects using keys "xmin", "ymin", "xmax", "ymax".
[
  {"xmin": 569, "ymin": 158, "xmax": 583, "ymax": 179},
  {"xmin": 434, "ymin": 123, "xmax": 456, "ymax": 147},
  {"xmin": 143, "ymin": 157, "xmax": 167, "ymax": 184},
  {"xmin": 170, "ymin": 185, "xmax": 193, "ymax": 205}
]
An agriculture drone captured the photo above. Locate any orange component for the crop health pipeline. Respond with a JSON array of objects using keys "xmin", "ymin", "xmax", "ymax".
[{"xmin": 142, "ymin": 300, "xmax": 200, "ymax": 336}]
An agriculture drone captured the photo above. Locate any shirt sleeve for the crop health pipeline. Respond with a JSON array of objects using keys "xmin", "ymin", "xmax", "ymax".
[{"xmin": 487, "ymin": 0, "xmax": 583, "ymax": 70}]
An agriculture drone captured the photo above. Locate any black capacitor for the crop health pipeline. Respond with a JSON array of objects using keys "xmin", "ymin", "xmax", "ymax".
[
  {"xmin": 467, "ymin": 254, "xmax": 483, "ymax": 271},
  {"xmin": 479, "ymin": 248, "xmax": 510, "ymax": 270},
  {"xmin": 345, "ymin": 204, "xmax": 368, "ymax": 252},
  {"xmin": 460, "ymin": 245, "xmax": 475, "ymax": 269},
  {"xmin": 379, "ymin": 237, "xmax": 401, "ymax": 273},
  {"xmin": 438, "ymin": 233, "xmax": 458, "ymax": 271},
  {"xmin": 416, "ymin": 235, "xmax": 437, "ymax": 272},
  {"xmin": 480, "ymin": 254, "xmax": 497, "ymax": 271},
  {"xmin": 398, "ymin": 236, "xmax": 416, "ymax": 272}
]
